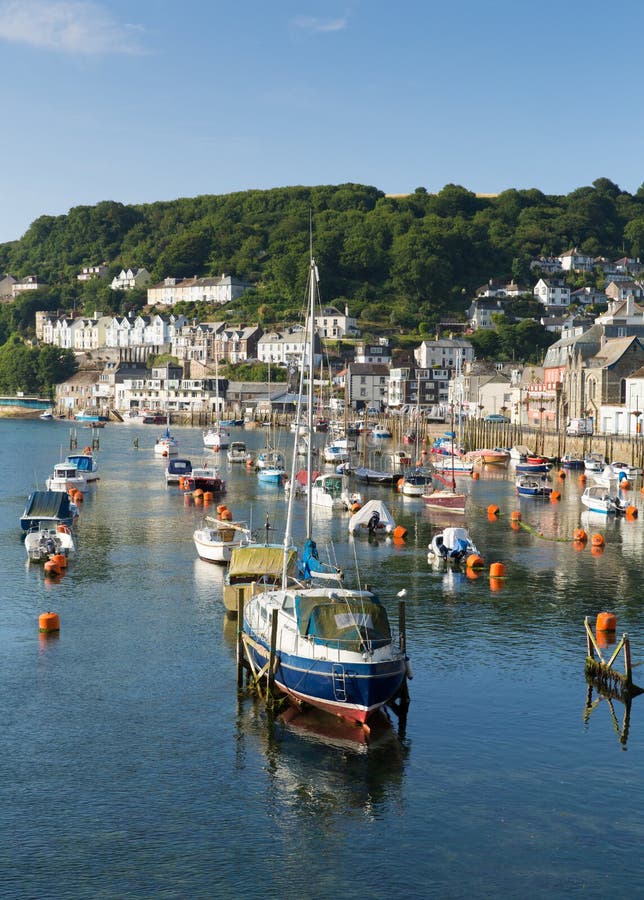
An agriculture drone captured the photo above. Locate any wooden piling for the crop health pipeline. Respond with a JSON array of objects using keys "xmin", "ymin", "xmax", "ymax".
[
  {"xmin": 398, "ymin": 599, "xmax": 407, "ymax": 656},
  {"xmin": 584, "ymin": 616, "xmax": 643, "ymax": 699},
  {"xmin": 236, "ymin": 588, "xmax": 245, "ymax": 688}
]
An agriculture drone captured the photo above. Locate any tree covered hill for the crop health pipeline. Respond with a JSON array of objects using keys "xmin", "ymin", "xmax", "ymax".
[{"xmin": 1, "ymin": 178, "xmax": 644, "ymax": 332}]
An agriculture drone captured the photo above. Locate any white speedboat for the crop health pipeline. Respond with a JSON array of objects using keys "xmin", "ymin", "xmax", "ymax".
[
  {"xmin": 427, "ymin": 526, "xmax": 478, "ymax": 567},
  {"xmin": 371, "ymin": 424, "xmax": 392, "ymax": 439},
  {"xmin": 193, "ymin": 518, "xmax": 251, "ymax": 564},
  {"xmin": 609, "ymin": 461, "xmax": 642, "ymax": 478},
  {"xmin": 580, "ymin": 483, "xmax": 626, "ymax": 515},
  {"xmin": 227, "ymin": 441, "xmax": 248, "ymax": 463},
  {"xmin": 203, "ymin": 427, "xmax": 231, "ymax": 451},
  {"xmin": 45, "ymin": 462, "xmax": 87, "ymax": 493},
  {"xmin": 24, "ymin": 523, "xmax": 75, "ymax": 563},
  {"xmin": 584, "ymin": 452, "xmax": 605, "ymax": 473},
  {"xmin": 400, "ymin": 468, "xmax": 434, "ymax": 496},
  {"xmin": 311, "ymin": 473, "xmax": 361, "ymax": 510}
]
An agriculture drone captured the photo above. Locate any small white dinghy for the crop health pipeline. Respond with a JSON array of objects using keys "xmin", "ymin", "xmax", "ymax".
[{"xmin": 348, "ymin": 499, "xmax": 396, "ymax": 535}]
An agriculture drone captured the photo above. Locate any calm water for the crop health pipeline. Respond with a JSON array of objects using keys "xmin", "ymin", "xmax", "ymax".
[{"xmin": 2, "ymin": 420, "xmax": 644, "ymax": 898}]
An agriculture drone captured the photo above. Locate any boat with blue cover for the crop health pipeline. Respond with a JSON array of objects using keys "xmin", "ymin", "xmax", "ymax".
[{"xmin": 20, "ymin": 490, "xmax": 78, "ymax": 532}]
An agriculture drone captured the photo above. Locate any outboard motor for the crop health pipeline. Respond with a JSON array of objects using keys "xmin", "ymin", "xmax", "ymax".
[{"xmin": 367, "ymin": 511, "xmax": 380, "ymax": 534}]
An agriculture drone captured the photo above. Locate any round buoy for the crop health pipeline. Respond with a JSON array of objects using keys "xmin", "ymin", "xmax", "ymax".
[
  {"xmin": 550, "ymin": 490, "xmax": 561, "ymax": 502},
  {"xmin": 579, "ymin": 473, "xmax": 587, "ymax": 484},
  {"xmin": 217, "ymin": 504, "xmax": 227, "ymax": 514},
  {"xmin": 396, "ymin": 478, "xmax": 404, "ymax": 492},
  {"xmin": 73, "ymin": 490, "xmax": 83, "ymax": 503},
  {"xmin": 52, "ymin": 553, "xmax": 67, "ymax": 569},
  {"xmin": 558, "ymin": 469, "xmax": 566, "ymax": 480},
  {"xmin": 511, "ymin": 510, "xmax": 521, "ymax": 521},
  {"xmin": 39, "ymin": 611, "xmax": 60, "ymax": 633},
  {"xmin": 466, "ymin": 554, "xmax": 485, "ymax": 570},
  {"xmin": 351, "ymin": 502, "xmax": 361, "ymax": 513},
  {"xmin": 44, "ymin": 558, "xmax": 62, "ymax": 576},
  {"xmin": 84, "ymin": 446, "xmax": 92, "ymax": 454},
  {"xmin": 487, "ymin": 505, "xmax": 500, "ymax": 517},
  {"xmin": 489, "ymin": 561, "xmax": 506, "ymax": 578},
  {"xmin": 626, "ymin": 505, "xmax": 638, "ymax": 519},
  {"xmin": 591, "ymin": 533, "xmax": 605, "ymax": 547},
  {"xmin": 393, "ymin": 525, "xmax": 407, "ymax": 540},
  {"xmin": 573, "ymin": 528, "xmax": 587, "ymax": 543},
  {"xmin": 203, "ymin": 491, "xmax": 214, "ymax": 503},
  {"xmin": 596, "ymin": 611, "xmax": 617, "ymax": 632},
  {"xmin": 621, "ymin": 480, "xmax": 631, "ymax": 491},
  {"xmin": 220, "ymin": 508, "xmax": 232, "ymax": 520},
  {"xmin": 193, "ymin": 488, "xmax": 204, "ymax": 498},
  {"xmin": 472, "ymin": 471, "xmax": 480, "ymax": 480},
  {"xmin": 178, "ymin": 476, "xmax": 185, "ymax": 489},
  {"xmin": 465, "ymin": 567, "xmax": 480, "ymax": 580}
]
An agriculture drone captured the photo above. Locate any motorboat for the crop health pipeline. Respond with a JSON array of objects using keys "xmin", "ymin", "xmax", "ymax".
[
  {"xmin": 165, "ymin": 457, "xmax": 192, "ymax": 484},
  {"xmin": 184, "ymin": 465, "xmax": 226, "ymax": 493},
  {"xmin": 516, "ymin": 474, "xmax": 553, "ymax": 497},
  {"xmin": 591, "ymin": 466, "xmax": 629, "ymax": 489},
  {"xmin": 371, "ymin": 424, "xmax": 392, "ymax": 439},
  {"xmin": 323, "ymin": 442, "xmax": 351, "ymax": 464},
  {"xmin": 242, "ymin": 252, "xmax": 409, "ymax": 724},
  {"xmin": 45, "ymin": 462, "xmax": 87, "ymax": 493},
  {"xmin": 609, "ymin": 461, "xmax": 642, "ymax": 478},
  {"xmin": 154, "ymin": 427, "xmax": 178, "ymax": 457},
  {"xmin": 347, "ymin": 499, "xmax": 396, "ymax": 535},
  {"xmin": 427, "ymin": 526, "xmax": 478, "ymax": 567},
  {"xmin": 584, "ymin": 452, "xmax": 605, "ymax": 473},
  {"xmin": 311, "ymin": 473, "xmax": 362, "ymax": 510},
  {"xmin": 75, "ymin": 408, "xmax": 108, "ymax": 423},
  {"xmin": 515, "ymin": 461, "xmax": 551, "ymax": 475},
  {"xmin": 431, "ymin": 455, "xmax": 474, "ymax": 475},
  {"xmin": 20, "ymin": 490, "xmax": 78, "ymax": 532},
  {"xmin": 400, "ymin": 468, "xmax": 434, "ymax": 497},
  {"xmin": 67, "ymin": 449, "xmax": 99, "ymax": 482},
  {"xmin": 391, "ymin": 449, "xmax": 413, "ymax": 469},
  {"xmin": 561, "ymin": 453, "xmax": 585, "ymax": 469},
  {"xmin": 431, "ymin": 432, "xmax": 462, "ymax": 456},
  {"xmin": 203, "ymin": 427, "xmax": 231, "ymax": 451},
  {"xmin": 39, "ymin": 408, "xmax": 54, "ymax": 420},
  {"xmin": 580, "ymin": 483, "xmax": 626, "ymax": 515},
  {"xmin": 468, "ymin": 448, "xmax": 510, "ymax": 466},
  {"xmin": 227, "ymin": 441, "xmax": 248, "ymax": 463},
  {"xmin": 193, "ymin": 517, "xmax": 251, "ymax": 564},
  {"xmin": 24, "ymin": 523, "xmax": 75, "ymax": 563}
]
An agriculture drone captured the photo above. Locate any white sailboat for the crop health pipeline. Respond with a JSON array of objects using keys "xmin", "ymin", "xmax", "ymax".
[
  {"xmin": 243, "ymin": 248, "xmax": 409, "ymax": 723},
  {"xmin": 203, "ymin": 354, "xmax": 230, "ymax": 450}
]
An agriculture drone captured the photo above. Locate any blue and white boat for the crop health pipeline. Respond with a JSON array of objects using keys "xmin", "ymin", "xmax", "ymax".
[
  {"xmin": 257, "ymin": 464, "xmax": 285, "ymax": 484},
  {"xmin": 580, "ymin": 482, "xmax": 626, "ymax": 515},
  {"xmin": 75, "ymin": 408, "xmax": 108, "ymax": 423},
  {"xmin": 242, "ymin": 249, "xmax": 409, "ymax": 724},
  {"xmin": 516, "ymin": 474, "xmax": 553, "ymax": 498},
  {"xmin": 20, "ymin": 490, "xmax": 78, "ymax": 532},
  {"xmin": 67, "ymin": 450, "xmax": 99, "ymax": 482}
]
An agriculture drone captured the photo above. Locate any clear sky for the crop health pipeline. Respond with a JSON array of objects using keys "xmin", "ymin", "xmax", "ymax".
[{"xmin": 0, "ymin": 0, "xmax": 643, "ymax": 245}]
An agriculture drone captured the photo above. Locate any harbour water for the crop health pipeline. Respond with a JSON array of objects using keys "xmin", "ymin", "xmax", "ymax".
[{"xmin": 3, "ymin": 420, "xmax": 644, "ymax": 898}]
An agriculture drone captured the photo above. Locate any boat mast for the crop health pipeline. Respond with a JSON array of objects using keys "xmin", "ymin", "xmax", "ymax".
[{"xmin": 305, "ymin": 250, "xmax": 317, "ymax": 542}]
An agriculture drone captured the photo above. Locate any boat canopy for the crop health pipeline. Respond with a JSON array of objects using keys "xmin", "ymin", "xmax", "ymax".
[
  {"xmin": 228, "ymin": 545, "xmax": 296, "ymax": 580},
  {"xmin": 67, "ymin": 454, "xmax": 95, "ymax": 472},
  {"xmin": 294, "ymin": 591, "xmax": 392, "ymax": 649},
  {"xmin": 348, "ymin": 499, "xmax": 396, "ymax": 533},
  {"xmin": 167, "ymin": 458, "xmax": 192, "ymax": 475},
  {"xmin": 21, "ymin": 490, "xmax": 74, "ymax": 529}
]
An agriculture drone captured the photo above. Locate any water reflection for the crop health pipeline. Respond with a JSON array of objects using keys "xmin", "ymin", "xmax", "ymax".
[
  {"xmin": 584, "ymin": 684, "xmax": 633, "ymax": 749},
  {"xmin": 236, "ymin": 698, "xmax": 408, "ymax": 823}
]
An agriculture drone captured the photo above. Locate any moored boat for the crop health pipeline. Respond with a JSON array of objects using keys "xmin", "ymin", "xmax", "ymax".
[
  {"xmin": 427, "ymin": 526, "xmax": 479, "ymax": 567},
  {"xmin": 516, "ymin": 474, "xmax": 553, "ymax": 497},
  {"xmin": 400, "ymin": 468, "xmax": 434, "ymax": 497},
  {"xmin": 311, "ymin": 472, "xmax": 361, "ymax": 510},
  {"xmin": 184, "ymin": 465, "xmax": 226, "ymax": 493},
  {"xmin": 154, "ymin": 426, "xmax": 178, "ymax": 457},
  {"xmin": 24, "ymin": 523, "xmax": 75, "ymax": 563},
  {"xmin": 45, "ymin": 462, "xmax": 87, "ymax": 493},
  {"xmin": 227, "ymin": 441, "xmax": 248, "ymax": 463},
  {"xmin": 20, "ymin": 490, "xmax": 77, "ymax": 532},
  {"xmin": 347, "ymin": 499, "xmax": 396, "ymax": 535},
  {"xmin": 165, "ymin": 457, "xmax": 192, "ymax": 484},
  {"xmin": 193, "ymin": 517, "xmax": 251, "ymax": 564},
  {"xmin": 580, "ymin": 482, "xmax": 626, "ymax": 515}
]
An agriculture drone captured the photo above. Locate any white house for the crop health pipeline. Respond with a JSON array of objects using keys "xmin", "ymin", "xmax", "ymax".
[
  {"xmin": 346, "ymin": 363, "xmax": 389, "ymax": 410},
  {"xmin": 559, "ymin": 248, "xmax": 595, "ymax": 272},
  {"xmin": 314, "ymin": 305, "xmax": 358, "ymax": 339},
  {"xmin": 110, "ymin": 268, "xmax": 150, "ymax": 291},
  {"xmin": 533, "ymin": 278, "xmax": 570, "ymax": 308},
  {"xmin": 77, "ymin": 264, "xmax": 108, "ymax": 282},
  {"xmin": 257, "ymin": 325, "xmax": 322, "ymax": 369},
  {"xmin": 146, "ymin": 274, "xmax": 249, "ymax": 306},
  {"xmin": 12, "ymin": 275, "xmax": 47, "ymax": 297},
  {"xmin": 354, "ymin": 339, "xmax": 391, "ymax": 365},
  {"xmin": 414, "ymin": 338, "xmax": 474, "ymax": 370}
]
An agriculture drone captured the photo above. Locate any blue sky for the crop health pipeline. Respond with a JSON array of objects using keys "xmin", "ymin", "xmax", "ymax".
[{"xmin": 0, "ymin": 0, "xmax": 643, "ymax": 244}]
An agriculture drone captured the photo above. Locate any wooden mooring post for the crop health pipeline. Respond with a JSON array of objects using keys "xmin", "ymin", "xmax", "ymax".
[{"xmin": 584, "ymin": 616, "xmax": 643, "ymax": 700}]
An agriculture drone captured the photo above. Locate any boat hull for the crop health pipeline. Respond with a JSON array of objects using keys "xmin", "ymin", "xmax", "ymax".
[
  {"xmin": 421, "ymin": 492, "xmax": 466, "ymax": 513},
  {"xmin": 243, "ymin": 631, "xmax": 407, "ymax": 724}
]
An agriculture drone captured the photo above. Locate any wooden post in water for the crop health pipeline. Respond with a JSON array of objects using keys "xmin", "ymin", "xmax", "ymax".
[
  {"xmin": 236, "ymin": 589, "xmax": 245, "ymax": 688},
  {"xmin": 398, "ymin": 599, "xmax": 407, "ymax": 656},
  {"xmin": 267, "ymin": 609, "xmax": 278, "ymax": 705}
]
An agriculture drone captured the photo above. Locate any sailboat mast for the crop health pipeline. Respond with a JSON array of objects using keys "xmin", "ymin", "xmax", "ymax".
[{"xmin": 305, "ymin": 256, "xmax": 317, "ymax": 542}]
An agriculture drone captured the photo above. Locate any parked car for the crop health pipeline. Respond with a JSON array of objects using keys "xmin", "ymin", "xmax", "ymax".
[{"xmin": 484, "ymin": 413, "xmax": 510, "ymax": 423}]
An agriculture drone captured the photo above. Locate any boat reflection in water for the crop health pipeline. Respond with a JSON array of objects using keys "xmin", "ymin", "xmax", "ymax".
[{"xmin": 237, "ymin": 699, "xmax": 407, "ymax": 820}]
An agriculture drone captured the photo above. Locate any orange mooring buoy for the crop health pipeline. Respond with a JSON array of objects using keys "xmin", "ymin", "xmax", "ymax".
[
  {"xmin": 39, "ymin": 611, "xmax": 60, "ymax": 633},
  {"xmin": 626, "ymin": 505, "xmax": 638, "ymax": 519},
  {"xmin": 487, "ymin": 505, "xmax": 500, "ymax": 517},
  {"xmin": 579, "ymin": 473, "xmax": 587, "ymax": 484},
  {"xmin": 489, "ymin": 561, "xmax": 506, "ymax": 578},
  {"xmin": 393, "ymin": 525, "xmax": 408, "ymax": 540},
  {"xmin": 558, "ymin": 469, "xmax": 566, "ymax": 479},
  {"xmin": 472, "ymin": 471, "xmax": 480, "ymax": 480},
  {"xmin": 510, "ymin": 510, "xmax": 521, "ymax": 521},
  {"xmin": 550, "ymin": 490, "xmax": 561, "ymax": 502},
  {"xmin": 203, "ymin": 491, "xmax": 214, "ymax": 503},
  {"xmin": 591, "ymin": 533, "xmax": 605, "ymax": 547},
  {"xmin": 596, "ymin": 611, "xmax": 617, "ymax": 632},
  {"xmin": 466, "ymin": 554, "xmax": 485, "ymax": 570},
  {"xmin": 44, "ymin": 557, "xmax": 63, "ymax": 576}
]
